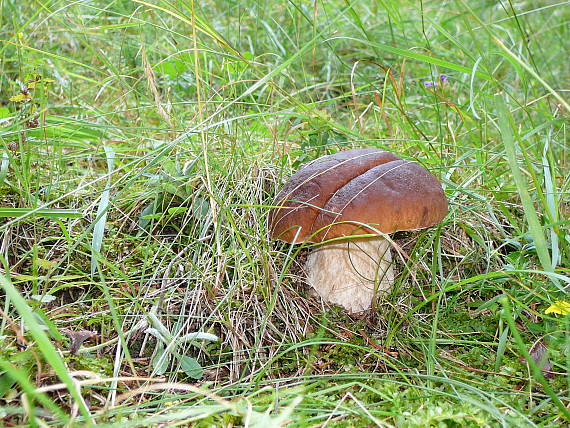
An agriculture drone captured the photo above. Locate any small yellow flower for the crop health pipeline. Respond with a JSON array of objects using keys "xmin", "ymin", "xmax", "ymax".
[
  {"xmin": 9, "ymin": 93, "xmax": 31, "ymax": 102},
  {"xmin": 545, "ymin": 300, "xmax": 570, "ymax": 316}
]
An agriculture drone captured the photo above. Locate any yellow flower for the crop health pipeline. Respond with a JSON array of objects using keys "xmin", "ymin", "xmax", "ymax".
[
  {"xmin": 9, "ymin": 93, "xmax": 31, "ymax": 103},
  {"xmin": 545, "ymin": 300, "xmax": 570, "ymax": 316}
]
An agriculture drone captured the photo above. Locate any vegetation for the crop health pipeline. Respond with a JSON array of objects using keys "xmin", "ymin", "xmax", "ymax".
[{"xmin": 0, "ymin": 0, "xmax": 568, "ymax": 426}]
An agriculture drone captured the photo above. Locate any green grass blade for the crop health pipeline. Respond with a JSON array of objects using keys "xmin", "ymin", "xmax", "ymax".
[
  {"xmin": 0, "ymin": 274, "xmax": 92, "ymax": 422},
  {"xmin": 500, "ymin": 297, "xmax": 570, "ymax": 421},
  {"xmin": 1, "ymin": 40, "xmax": 104, "ymax": 75},
  {"xmin": 494, "ymin": 325, "xmax": 509, "ymax": 371},
  {"xmin": 91, "ymin": 146, "xmax": 115, "ymax": 277},
  {"xmin": 0, "ymin": 359, "xmax": 68, "ymax": 423},
  {"xmin": 495, "ymin": 95, "xmax": 553, "ymax": 274},
  {"xmin": 542, "ymin": 137, "xmax": 560, "ymax": 268},
  {"xmin": 0, "ymin": 208, "xmax": 83, "ymax": 219},
  {"xmin": 329, "ymin": 37, "xmax": 492, "ymax": 80},
  {"xmin": 0, "ymin": 153, "xmax": 8, "ymax": 183},
  {"xmin": 492, "ymin": 38, "xmax": 570, "ymax": 112}
]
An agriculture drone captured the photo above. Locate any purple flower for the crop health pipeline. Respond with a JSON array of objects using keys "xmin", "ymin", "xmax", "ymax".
[{"xmin": 423, "ymin": 74, "xmax": 449, "ymax": 88}]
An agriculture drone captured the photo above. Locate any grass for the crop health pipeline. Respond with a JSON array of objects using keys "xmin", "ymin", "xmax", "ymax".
[{"xmin": 0, "ymin": 0, "xmax": 568, "ymax": 426}]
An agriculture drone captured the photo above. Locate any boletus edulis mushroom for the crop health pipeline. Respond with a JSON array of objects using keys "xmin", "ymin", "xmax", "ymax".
[{"xmin": 268, "ymin": 148, "xmax": 448, "ymax": 313}]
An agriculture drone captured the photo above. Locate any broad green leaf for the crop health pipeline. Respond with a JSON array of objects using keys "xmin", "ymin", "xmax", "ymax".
[
  {"xmin": 167, "ymin": 206, "xmax": 188, "ymax": 216},
  {"xmin": 0, "ymin": 373, "xmax": 16, "ymax": 398},
  {"xmin": 152, "ymin": 342, "xmax": 170, "ymax": 375},
  {"xmin": 179, "ymin": 356, "xmax": 203, "ymax": 379},
  {"xmin": 156, "ymin": 58, "xmax": 187, "ymax": 78},
  {"xmin": 138, "ymin": 197, "xmax": 161, "ymax": 233},
  {"xmin": 141, "ymin": 213, "xmax": 163, "ymax": 221},
  {"xmin": 192, "ymin": 197, "xmax": 210, "ymax": 219},
  {"xmin": 34, "ymin": 258, "xmax": 57, "ymax": 271}
]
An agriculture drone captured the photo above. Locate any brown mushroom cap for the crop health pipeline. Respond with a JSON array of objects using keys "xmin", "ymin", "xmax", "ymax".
[{"xmin": 268, "ymin": 148, "xmax": 448, "ymax": 243}]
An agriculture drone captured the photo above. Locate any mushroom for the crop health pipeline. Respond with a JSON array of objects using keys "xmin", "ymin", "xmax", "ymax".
[{"xmin": 268, "ymin": 148, "xmax": 448, "ymax": 313}]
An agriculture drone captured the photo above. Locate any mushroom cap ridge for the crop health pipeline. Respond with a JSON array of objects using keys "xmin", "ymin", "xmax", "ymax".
[{"xmin": 269, "ymin": 148, "xmax": 448, "ymax": 243}]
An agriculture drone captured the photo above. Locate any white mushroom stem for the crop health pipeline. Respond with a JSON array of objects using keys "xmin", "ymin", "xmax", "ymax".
[{"xmin": 305, "ymin": 237, "xmax": 394, "ymax": 313}]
